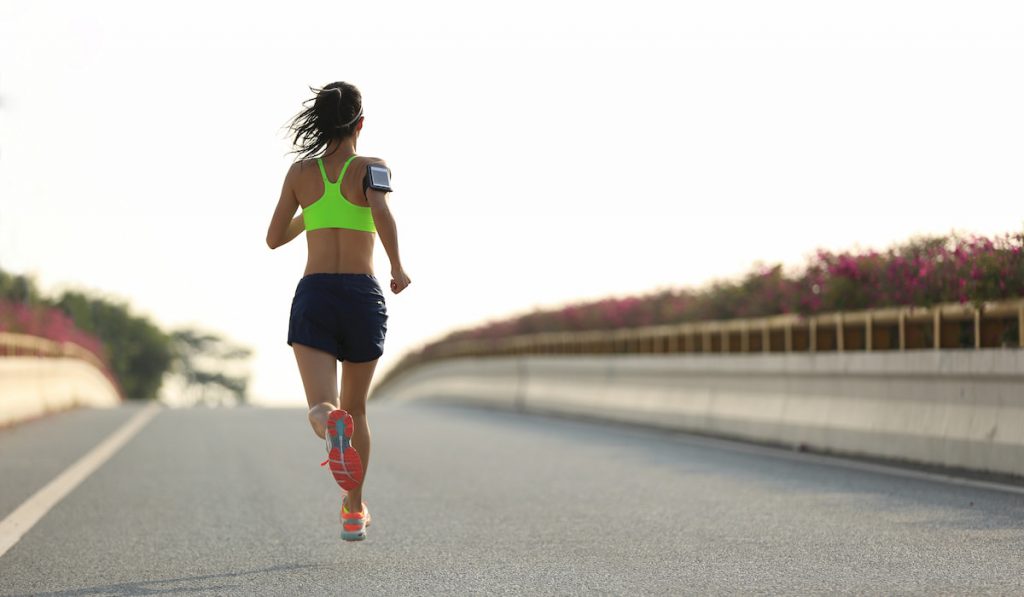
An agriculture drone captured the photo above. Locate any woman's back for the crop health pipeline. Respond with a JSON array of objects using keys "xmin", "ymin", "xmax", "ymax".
[{"xmin": 293, "ymin": 153, "xmax": 379, "ymax": 276}]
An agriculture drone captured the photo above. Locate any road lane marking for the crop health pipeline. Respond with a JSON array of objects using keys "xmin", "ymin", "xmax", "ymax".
[{"xmin": 0, "ymin": 403, "xmax": 161, "ymax": 559}]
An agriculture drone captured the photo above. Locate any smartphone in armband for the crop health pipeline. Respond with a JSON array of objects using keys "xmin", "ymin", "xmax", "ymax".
[{"xmin": 363, "ymin": 164, "xmax": 393, "ymax": 195}]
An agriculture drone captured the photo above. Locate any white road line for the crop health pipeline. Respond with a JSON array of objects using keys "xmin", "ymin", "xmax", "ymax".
[{"xmin": 0, "ymin": 403, "xmax": 161, "ymax": 559}]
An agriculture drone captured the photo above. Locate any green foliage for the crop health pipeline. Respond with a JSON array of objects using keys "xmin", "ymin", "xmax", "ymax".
[
  {"xmin": 0, "ymin": 269, "xmax": 44, "ymax": 305},
  {"xmin": 53, "ymin": 291, "xmax": 172, "ymax": 399}
]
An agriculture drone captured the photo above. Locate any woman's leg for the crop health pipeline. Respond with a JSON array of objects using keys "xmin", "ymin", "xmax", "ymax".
[
  {"xmin": 340, "ymin": 358, "xmax": 378, "ymax": 512},
  {"xmin": 293, "ymin": 343, "xmax": 339, "ymax": 439}
]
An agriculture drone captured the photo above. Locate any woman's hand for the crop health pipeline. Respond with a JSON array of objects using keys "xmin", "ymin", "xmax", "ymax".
[{"xmin": 390, "ymin": 267, "xmax": 411, "ymax": 294}]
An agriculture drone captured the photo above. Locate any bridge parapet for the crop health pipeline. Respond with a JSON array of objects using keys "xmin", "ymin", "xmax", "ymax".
[
  {"xmin": 0, "ymin": 332, "xmax": 121, "ymax": 427},
  {"xmin": 375, "ymin": 299, "xmax": 1024, "ymax": 478}
]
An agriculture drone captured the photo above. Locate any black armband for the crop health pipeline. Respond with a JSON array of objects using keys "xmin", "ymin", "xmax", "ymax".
[{"xmin": 363, "ymin": 163, "xmax": 393, "ymax": 195}]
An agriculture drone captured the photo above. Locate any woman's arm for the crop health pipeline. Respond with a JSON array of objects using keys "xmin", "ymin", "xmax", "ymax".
[
  {"xmin": 365, "ymin": 162, "xmax": 411, "ymax": 293},
  {"xmin": 371, "ymin": 199, "xmax": 411, "ymax": 294},
  {"xmin": 266, "ymin": 163, "xmax": 302, "ymax": 249}
]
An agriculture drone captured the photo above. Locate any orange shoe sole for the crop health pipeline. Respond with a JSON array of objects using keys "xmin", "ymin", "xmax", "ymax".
[{"xmin": 325, "ymin": 409, "xmax": 363, "ymax": 492}]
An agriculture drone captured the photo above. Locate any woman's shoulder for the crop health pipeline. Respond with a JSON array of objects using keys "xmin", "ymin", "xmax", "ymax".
[
  {"xmin": 289, "ymin": 157, "xmax": 319, "ymax": 175},
  {"xmin": 356, "ymin": 155, "xmax": 388, "ymax": 167}
]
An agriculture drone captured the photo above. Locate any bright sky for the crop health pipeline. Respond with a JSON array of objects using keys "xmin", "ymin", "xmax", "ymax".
[{"xmin": 2, "ymin": 1, "xmax": 1022, "ymax": 405}]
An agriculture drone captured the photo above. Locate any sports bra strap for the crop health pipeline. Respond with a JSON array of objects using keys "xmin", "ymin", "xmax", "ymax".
[
  {"xmin": 339, "ymin": 154, "xmax": 358, "ymax": 183},
  {"xmin": 317, "ymin": 155, "xmax": 359, "ymax": 186},
  {"xmin": 316, "ymin": 158, "xmax": 330, "ymax": 185}
]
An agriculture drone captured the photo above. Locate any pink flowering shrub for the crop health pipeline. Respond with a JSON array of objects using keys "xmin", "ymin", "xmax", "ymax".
[
  {"xmin": 0, "ymin": 300, "xmax": 111, "ymax": 367},
  {"xmin": 437, "ymin": 229, "xmax": 1024, "ymax": 345}
]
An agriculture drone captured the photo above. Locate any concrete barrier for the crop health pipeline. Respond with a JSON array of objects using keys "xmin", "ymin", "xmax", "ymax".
[
  {"xmin": 373, "ymin": 350, "xmax": 1024, "ymax": 477},
  {"xmin": 0, "ymin": 357, "xmax": 121, "ymax": 427}
]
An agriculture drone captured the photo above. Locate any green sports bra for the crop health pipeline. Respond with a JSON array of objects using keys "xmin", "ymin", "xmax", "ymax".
[{"xmin": 302, "ymin": 154, "xmax": 377, "ymax": 233}]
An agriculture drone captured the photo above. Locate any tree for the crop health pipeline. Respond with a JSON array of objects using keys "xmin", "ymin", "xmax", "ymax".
[
  {"xmin": 166, "ymin": 328, "xmax": 253, "ymax": 406},
  {"xmin": 0, "ymin": 269, "xmax": 43, "ymax": 304},
  {"xmin": 54, "ymin": 291, "xmax": 172, "ymax": 399}
]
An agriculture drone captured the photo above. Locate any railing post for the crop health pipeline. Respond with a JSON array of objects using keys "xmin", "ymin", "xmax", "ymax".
[
  {"xmin": 836, "ymin": 312, "xmax": 844, "ymax": 352},
  {"xmin": 898, "ymin": 310, "xmax": 906, "ymax": 351},
  {"xmin": 809, "ymin": 319, "xmax": 817, "ymax": 352},
  {"xmin": 865, "ymin": 312, "xmax": 873, "ymax": 352},
  {"xmin": 933, "ymin": 309, "xmax": 941, "ymax": 350},
  {"xmin": 1019, "ymin": 300, "xmax": 1024, "ymax": 348},
  {"xmin": 974, "ymin": 307, "xmax": 981, "ymax": 349}
]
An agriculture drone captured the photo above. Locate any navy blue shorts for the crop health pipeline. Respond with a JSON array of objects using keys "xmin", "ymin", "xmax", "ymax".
[{"xmin": 287, "ymin": 273, "xmax": 388, "ymax": 363}]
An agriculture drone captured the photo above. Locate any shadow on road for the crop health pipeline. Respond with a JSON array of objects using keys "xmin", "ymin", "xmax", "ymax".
[{"xmin": 7, "ymin": 563, "xmax": 321, "ymax": 596}]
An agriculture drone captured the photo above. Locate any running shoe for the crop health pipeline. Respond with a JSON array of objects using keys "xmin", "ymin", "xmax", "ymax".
[
  {"xmin": 321, "ymin": 409, "xmax": 363, "ymax": 492},
  {"xmin": 341, "ymin": 497, "xmax": 372, "ymax": 528},
  {"xmin": 341, "ymin": 500, "xmax": 369, "ymax": 541}
]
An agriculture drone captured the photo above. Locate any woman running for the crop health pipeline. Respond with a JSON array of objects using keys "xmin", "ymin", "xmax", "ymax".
[{"xmin": 266, "ymin": 81, "xmax": 411, "ymax": 541}]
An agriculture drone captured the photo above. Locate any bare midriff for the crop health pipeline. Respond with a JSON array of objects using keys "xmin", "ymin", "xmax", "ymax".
[{"xmin": 303, "ymin": 228, "xmax": 375, "ymax": 276}]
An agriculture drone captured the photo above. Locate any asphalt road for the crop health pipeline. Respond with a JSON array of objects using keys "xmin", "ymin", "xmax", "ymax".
[{"xmin": 2, "ymin": 400, "xmax": 1024, "ymax": 595}]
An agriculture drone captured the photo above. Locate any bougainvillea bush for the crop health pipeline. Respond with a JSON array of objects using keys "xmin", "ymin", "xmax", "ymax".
[
  {"xmin": 0, "ymin": 300, "xmax": 111, "ymax": 367},
  {"xmin": 440, "ymin": 228, "xmax": 1024, "ymax": 344}
]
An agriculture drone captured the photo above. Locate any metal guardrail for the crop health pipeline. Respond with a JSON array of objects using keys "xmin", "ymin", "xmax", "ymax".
[
  {"xmin": 378, "ymin": 298, "xmax": 1024, "ymax": 389},
  {"xmin": 0, "ymin": 331, "xmax": 108, "ymax": 372}
]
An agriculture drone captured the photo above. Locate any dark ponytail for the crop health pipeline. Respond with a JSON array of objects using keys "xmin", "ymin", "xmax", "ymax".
[{"xmin": 285, "ymin": 81, "xmax": 363, "ymax": 161}]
